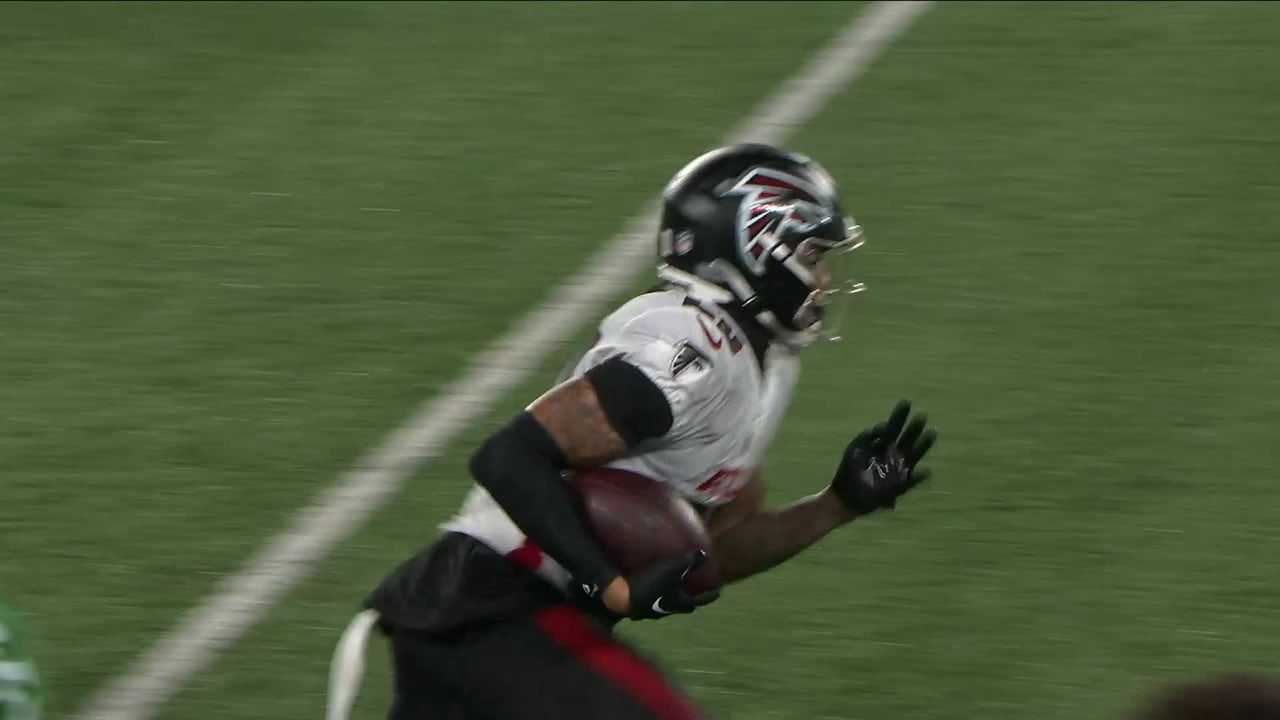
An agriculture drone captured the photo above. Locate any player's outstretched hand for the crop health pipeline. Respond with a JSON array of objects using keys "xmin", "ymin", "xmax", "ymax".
[
  {"xmin": 621, "ymin": 550, "xmax": 721, "ymax": 621},
  {"xmin": 830, "ymin": 400, "xmax": 937, "ymax": 516}
]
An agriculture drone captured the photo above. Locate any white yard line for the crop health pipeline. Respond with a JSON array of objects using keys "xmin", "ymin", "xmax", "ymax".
[{"xmin": 70, "ymin": 3, "xmax": 935, "ymax": 718}]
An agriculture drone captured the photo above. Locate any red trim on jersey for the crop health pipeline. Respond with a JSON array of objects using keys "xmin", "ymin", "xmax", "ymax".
[
  {"xmin": 506, "ymin": 538, "xmax": 544, "ymax": 570},
  {"xmin": 695, "ymin": 316, "xmax": 723, "ymax": 350},
  {"xmin": 535, "ymin": 605, "xmax": 706, "ymax": 720}
]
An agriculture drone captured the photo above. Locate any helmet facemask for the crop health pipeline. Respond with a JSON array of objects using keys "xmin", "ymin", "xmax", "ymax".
[
  {"xmin": 756, "ymin": 218, "xmax": 865, "ymax": 349},
  {"xmin": 783, "ymin": 219, "xmax": 865, "ymax": 340}
]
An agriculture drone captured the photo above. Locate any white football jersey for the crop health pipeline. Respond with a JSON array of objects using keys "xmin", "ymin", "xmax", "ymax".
[{"xmin": 441, "ymin": 288, "xmax": 800, "ymax": 591}]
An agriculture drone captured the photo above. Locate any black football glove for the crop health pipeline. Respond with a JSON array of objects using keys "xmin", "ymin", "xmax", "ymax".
[
  {"xmin": 830, "ymin": 400, "xmax": 937, "ymax": 515},
  {"xmin": 624, "ymin": 550, "xmax": 720, "ymax": 621}
]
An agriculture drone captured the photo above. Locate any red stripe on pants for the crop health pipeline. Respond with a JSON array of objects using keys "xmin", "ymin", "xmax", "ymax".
[{"xmin": 535, "ymin": 604, "xmax": 705, "ymax": 720}]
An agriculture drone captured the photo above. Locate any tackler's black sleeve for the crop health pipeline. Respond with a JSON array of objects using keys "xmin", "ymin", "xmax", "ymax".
[{"xmin": 467, "ymin": 357, "xmax": 674, "ymax": 593}]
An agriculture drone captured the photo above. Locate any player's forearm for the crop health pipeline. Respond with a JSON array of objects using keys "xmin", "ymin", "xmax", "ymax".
[
  {"xmin": 711, "ymin": 488, "xmax": 852, "ymax": 584},
  {"xmin": 469, "ymin": 412, "xmax": 620, "ymax": 591}
]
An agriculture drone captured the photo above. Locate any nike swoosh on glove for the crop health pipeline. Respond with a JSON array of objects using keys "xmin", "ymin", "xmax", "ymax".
[{"xmin": 625, "ymin": 551, "xmax": 721, "ymax": 621}]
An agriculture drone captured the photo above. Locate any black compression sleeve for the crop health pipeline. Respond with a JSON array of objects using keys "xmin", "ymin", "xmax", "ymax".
[
  {"xmin": 584, "ymin": 356, "xmax": 674, "ymax": 445},
  {"xmin": 467, "ymin": 412, "xmax": 619, "ymax": 590}
]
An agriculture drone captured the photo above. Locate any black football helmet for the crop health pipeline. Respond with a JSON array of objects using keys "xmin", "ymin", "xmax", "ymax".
[{"xmin": 656, "ymin": 143, "xmax": 865, "ymax": 350}]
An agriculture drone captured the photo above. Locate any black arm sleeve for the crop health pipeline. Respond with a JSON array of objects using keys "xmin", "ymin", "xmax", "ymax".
[
  {"xmin": 583, "ymin": 356, "xmax": 674, "ymax": 445},
  {"xmin": 468, "ymin": 411, "xmax": 619, "ymax": 591},
  {"xmin": 468, "ymin": 358, "xmax": 674, "ymax": 591}
]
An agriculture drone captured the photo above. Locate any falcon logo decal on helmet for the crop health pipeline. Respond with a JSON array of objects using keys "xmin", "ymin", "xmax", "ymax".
[
  {"xmin": 723, "ymin": 167, "xmax": 838, "ymax": 276},
  {"xmin": 655, "ymin": 143, "xmax": 866, "ymax": 350}
]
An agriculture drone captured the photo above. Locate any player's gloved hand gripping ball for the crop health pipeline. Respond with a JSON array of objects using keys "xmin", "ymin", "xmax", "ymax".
[
  {"xmin": 619, "ymin": 550, "xmax": 719, "ymax": 621},
  {"xmin": 567, "ymin": 468, "xmax": 723, "ymax": 621},
  {"xmin": 830, "ymin": 400, "xmax": 937, "ymax": 515}
]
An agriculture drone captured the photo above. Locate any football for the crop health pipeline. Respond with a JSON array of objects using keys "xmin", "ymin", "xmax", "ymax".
[{"xmin": 566, "ymin": 466, "xmax": 723, "ymax": 596}]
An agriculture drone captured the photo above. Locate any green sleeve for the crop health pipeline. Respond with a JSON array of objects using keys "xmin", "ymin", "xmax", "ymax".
[{"xmin": 0, "ymin": 605, "xmax": 43, "ymax": 720}]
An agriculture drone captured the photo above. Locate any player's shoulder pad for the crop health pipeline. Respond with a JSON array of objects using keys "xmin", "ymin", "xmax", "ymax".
[
  {"xmin": 598, "ymin": 290, "xmax": 678, "ymax": 338},
  {"xmin": 612, "ymin": 305, "xmax": 726, "ymax": 383},
  {"xmin": 587, "ymin": 301, "xmax": 733, "ymax": 441}
]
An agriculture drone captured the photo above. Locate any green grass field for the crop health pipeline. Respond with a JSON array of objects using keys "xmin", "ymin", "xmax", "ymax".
[{"xmin": 4, "ymin": 2, "xmax": 1280, "ymax": 719}]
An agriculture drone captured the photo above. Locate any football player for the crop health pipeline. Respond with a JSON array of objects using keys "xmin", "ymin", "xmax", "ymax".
[
  {"xmin": 0, "ymin": 604, "xmax": 42, "ymax": 720},
  {"xmin": 328, "ymin": 143, "xmax": 938, "ymax": 720}
]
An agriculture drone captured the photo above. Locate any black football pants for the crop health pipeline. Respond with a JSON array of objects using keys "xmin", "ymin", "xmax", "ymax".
[{"xmin": 383, "ymin": 604, "xmax": 709, "ymax": 720}]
